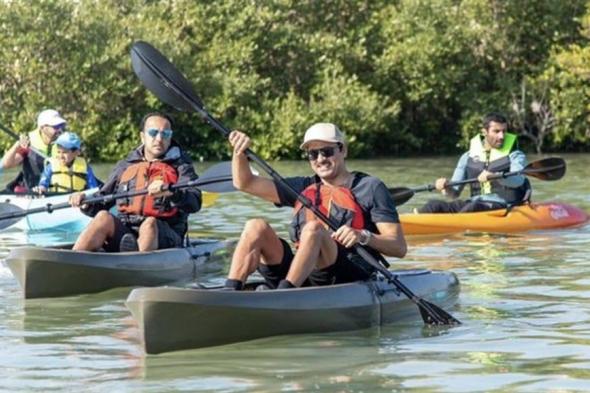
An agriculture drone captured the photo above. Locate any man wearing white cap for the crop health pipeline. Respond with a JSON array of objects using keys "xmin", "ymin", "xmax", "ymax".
[
  {"xmin": 1, "ymin": 109, "xmax": 66, "ymax": 193},
  {"xmin": 223, "ymin": 123, "xmax": 407, "ymax": 291}
]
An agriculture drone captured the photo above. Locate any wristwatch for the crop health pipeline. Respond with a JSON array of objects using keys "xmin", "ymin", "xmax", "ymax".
[{"xmin": 359, "ymin": 229, "xmax": 372, "ymax": 246}]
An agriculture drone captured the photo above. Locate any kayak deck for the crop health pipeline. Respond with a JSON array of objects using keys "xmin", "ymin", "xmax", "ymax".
[
  {"xmin": 126, "ymin": 269, "xmax": 460, "ymax": 354},
  {"xmin": 6, "ymin": 239, "xmax": 232, "ymax": 299},
  {"xmin": 0, "ymin": 189, "xmax": 98, "ymax": 232},
  {"xmin": 401, "ymin": 202, "xmax": 589, "ymax": 235}
]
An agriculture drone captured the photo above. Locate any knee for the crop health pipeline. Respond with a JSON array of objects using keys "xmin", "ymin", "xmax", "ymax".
[
  {"xmin": 92, "ymin": 211, "xmax": 114, "ymax": 227},
  {"xmin": 242, "ymin": 218, "xmax": 270, "ymax": 236},
  {"xmin": 139, "ymin": 217, "xmax": 158, "ymax": 232},
  {"xmin": 299, "ymin": 221, "xmax": 326, "ymax": 241}
]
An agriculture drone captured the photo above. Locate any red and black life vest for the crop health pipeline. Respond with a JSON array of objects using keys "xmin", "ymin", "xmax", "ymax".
[
  {"xmin": 116, "ymin": 161, "xmax": 178, "ymax": 218},
  {"xmin": 289, "ymin": 174, "xmax": 367, "ymax": 245}
]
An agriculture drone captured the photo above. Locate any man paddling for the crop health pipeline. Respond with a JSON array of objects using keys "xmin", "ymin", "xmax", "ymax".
[
  {"xmin": 69, "ymin": 112, "xmax": 201, "ymax": 252},
  {"xmin": 1, "ymin": 109, "xmax": 66, "ymax": 193},
  {"xmin": 223, "ymin": 123, "xmax": 406, "ymax": 290},
  {"xmin": 417, "ymin": 112, "xmax": 531, "ymax": 213}
]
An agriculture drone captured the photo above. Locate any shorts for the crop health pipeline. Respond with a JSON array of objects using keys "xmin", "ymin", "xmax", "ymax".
[
  {"xmin": 103, "ymin": 215, "xmax": 183, "ymax": 252},
  {"xmin": 257, "ymin": 238, "xmax": 374, "ymax": 288}
]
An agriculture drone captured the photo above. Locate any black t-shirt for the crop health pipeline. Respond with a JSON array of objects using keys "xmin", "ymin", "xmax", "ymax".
[{"xmin": 273, "ymin": 172, "xmax": 400, "ymax": 232}]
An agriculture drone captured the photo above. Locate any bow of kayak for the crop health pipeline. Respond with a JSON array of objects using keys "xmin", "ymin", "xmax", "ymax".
[
  {"xmin": 126, "ymin": 269, "xmax": 460, "ymax": 354},
  {"xmin": 401, "ymin": 202, "xmax": 589, "ymax": 235},
  {"xmin": 5, "ymin": 239, "xmax": 232, "ymax": 299}
]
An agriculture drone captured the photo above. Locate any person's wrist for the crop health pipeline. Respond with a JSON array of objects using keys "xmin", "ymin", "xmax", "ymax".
[{"xmin": 359, "ymin": 229, "xmax": 372, "ymax": 246}]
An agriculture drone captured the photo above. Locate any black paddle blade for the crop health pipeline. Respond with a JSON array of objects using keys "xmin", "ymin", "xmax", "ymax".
[
  {"xmin": 388, "ymin": 187, "xmax": 415, "ymax": 206},
  {"xmin": 130, "ymin": 41, "xmax": 203, "ymax": 111},
  {"xmin": 0, "ymin": 202, "xmax": 26, "ymax": 230},
  {"xmin": 523, "ymin": 157, "xmax": 566, "ymax": 181},
  {"xmin": 417, "ymin": 298, "xmax": 462, "ymax": 325}
]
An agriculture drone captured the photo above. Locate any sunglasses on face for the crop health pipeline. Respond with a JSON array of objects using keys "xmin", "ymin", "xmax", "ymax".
[
  {"xmin": 45, "ymin": 124, "xmax": 65, "ymax": 133},
  {"xmin": 145, "ymin": 128, "xmax": 173, "ymax": 139},
  {"xmin": 306, "ymin": 144, "xmax": 342, "ymax": 161}
]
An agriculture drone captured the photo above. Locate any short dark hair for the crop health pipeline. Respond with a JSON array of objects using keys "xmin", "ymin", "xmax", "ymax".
[
  {"xmin": 140, "ymin": 112, "xmax": 174, "ymax": 131},
  {"xmin": 482, "ymin": 112, "xmax": 508, "ymax": 130}
]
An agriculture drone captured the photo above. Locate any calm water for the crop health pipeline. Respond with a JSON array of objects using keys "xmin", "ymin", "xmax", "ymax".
[{"xmin": 1, "ymin": 154, "xmax": 589, "ymax": 392}]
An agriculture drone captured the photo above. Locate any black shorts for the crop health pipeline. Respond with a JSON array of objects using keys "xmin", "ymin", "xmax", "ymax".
[
  {"xmin": 257, "ymin": 238, "xmax": 374, "ymax": 288},
  {"xmin": 103, "ymin": 215, "xmax": 183, "ymax": 252}
]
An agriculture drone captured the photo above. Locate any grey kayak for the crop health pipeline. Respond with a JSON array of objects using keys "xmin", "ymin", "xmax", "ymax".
[
  {"xmin": 126, "ymin": 269, "xmax": 460, "ymax": 354},
  {"xmin": 6, "ymin": 239, "xmax": 232, "ymax": 299}
]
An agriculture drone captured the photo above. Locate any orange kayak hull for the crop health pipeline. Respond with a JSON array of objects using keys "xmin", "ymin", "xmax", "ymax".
[{"xmin": 400, "ymin": 202, "xmax": 589, "ymax": 235}]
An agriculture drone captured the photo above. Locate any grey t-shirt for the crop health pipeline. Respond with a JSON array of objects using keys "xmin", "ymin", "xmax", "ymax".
[{"xmin": 273, "ymin": 172, "xmax": 400, "ymax": 232}]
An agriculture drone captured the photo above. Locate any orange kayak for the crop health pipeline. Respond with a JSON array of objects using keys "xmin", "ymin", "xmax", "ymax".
[{"xmin": 400, "ymin": 202, "xmax": 589, "ymax": 235}]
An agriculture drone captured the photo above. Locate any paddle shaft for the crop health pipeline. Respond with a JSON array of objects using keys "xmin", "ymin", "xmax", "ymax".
[
  {"xmin": 0, "ymin": 175, "xmax": 231, "ymax": 221},
  {"xmin": 0, "ymin": 122, "xmax": 50, "ymax": 160}
]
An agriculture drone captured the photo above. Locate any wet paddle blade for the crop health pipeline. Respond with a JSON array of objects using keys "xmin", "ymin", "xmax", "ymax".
[
  {"xmin": 417, "ymin": 299, "xmax": 461, "ymax": 325},
  {"xmin": 523, "ymin": 157, "xmax": 566, "ymax": 181},
  {"xmin": 388, "ymin": 187, "xmax": 415, "ymax": 206},
  {"xmin": 0, "ymin": 202, "xmax": 26, "ymax": 230},
  {"xmin": 131, "ymin": 41, "xmax": 203, "ymax": 112}
]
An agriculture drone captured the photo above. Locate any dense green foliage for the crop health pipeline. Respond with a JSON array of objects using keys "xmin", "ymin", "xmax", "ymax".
[{"xmin": 0, "ymin": 0, "xmax": 588, "ymax": 161}]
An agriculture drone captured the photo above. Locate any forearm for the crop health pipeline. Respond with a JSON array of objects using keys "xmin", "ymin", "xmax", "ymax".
[
  {"xmin": 363, "ymin": 222, "xmax": 407, "ymax": 258},
  {"xmin": 498, "ymin": 151, "xmax": 527, "ymax": 188},
  {"xmin": 1, "ymin": 143, "xmax": 23, "ymax": 168},
  {"xmin": 365, "ymin": 233, "xmax": 407, "ymax": 258},
  {"xmin": 232, "ymin": 152, "xmax": 255, "ymax": 191}
]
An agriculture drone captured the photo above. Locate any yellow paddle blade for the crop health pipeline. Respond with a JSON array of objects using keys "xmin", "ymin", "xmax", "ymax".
[{"xmin": 202, "ymin": 192, "xmax": 219, "ymax": 208}]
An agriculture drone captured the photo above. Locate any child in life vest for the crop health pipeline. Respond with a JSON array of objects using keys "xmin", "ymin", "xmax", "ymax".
[{"xmin": 36, "ymin": 132, "xmax": 100, "ymax": 194}]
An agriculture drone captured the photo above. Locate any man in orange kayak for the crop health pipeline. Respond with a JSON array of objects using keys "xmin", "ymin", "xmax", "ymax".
[
  {"xmin": 69, "ymin": 112, "xmax": 201, "ymax": 252},
  {"xmin": 417, "ymin": 112, "xmax": 530, "ymax": 213},
  {"xmin": 223, "ymin": 123, "xmax": 406, "ymax": 290}
]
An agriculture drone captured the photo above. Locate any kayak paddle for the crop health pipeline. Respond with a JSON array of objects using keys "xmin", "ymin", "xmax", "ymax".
[
  {"xmin": 0, "ymin": 161, "xmax": 235, "ymax": 231},
  {"xmin": 389, "ymin": 157, "xmax": 566, "ymax": 206},
  {"xmin": 130, "ymin": 40, "xmax": 461, "ymax": 326}
]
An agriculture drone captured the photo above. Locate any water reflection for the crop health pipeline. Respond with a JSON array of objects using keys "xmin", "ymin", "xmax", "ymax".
[{"xmin": 0, "ymin": 156, "xmax": 589, "ymax": 391}]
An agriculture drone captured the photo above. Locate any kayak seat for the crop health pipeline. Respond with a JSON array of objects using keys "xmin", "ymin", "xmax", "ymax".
[{"xmin": 503, "ymin": 181, "xmax": 533, "ymax": 217}]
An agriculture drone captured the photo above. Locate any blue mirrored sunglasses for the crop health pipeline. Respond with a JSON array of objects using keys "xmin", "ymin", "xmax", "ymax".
[{"xmin": 146, "ymin": 128, "xmax": 173, "ymax": 139}]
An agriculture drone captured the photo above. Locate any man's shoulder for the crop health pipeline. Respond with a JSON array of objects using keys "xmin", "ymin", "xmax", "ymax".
[{"xmin": 352, "ymin": 172, "xmax": 384, "ymax": 188}]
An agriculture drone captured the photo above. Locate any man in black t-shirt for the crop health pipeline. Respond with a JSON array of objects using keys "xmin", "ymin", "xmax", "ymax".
[{"xmin": 223, "ymin": 123, "xmax": 407, "ymax": 290}]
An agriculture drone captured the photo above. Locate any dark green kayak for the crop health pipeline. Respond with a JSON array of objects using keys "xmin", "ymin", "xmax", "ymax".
[
  {"xmin": 6, "ymin": 239, "xmax": 232, "ymax": 299},
  {"xmin": 126, "ymin": 269, "xmax": 460, "ymax": 354}
]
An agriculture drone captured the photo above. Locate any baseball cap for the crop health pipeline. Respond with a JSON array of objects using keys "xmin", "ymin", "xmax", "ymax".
[
  {"xmin": 55, "ymin": 132, "xmax": 81, "ymax": 150},
  {"xmin": 300, "ymin": 123, "xmax": 345, "ymax": 149},
  {"xmin": 37, "ymin": 109, "xmax": 66, "ymax": 127}
]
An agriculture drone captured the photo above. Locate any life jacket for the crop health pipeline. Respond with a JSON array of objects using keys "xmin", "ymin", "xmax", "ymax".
[
  {"xmin": 466, "ymin": 133, "xmax": 530, "ymax": 204},
  {"xmin": 289, "ymin": 173, "xmax": 367, "ymax": 245},
  {"xmin": 48, "ymin": 156, "xmax": 88, "ymax": 192},
  {"xmin": 115, "ymin": 161, "xmax": 179, "ymax": 218}
]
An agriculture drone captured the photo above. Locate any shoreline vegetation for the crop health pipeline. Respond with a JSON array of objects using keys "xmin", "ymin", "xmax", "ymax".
[{"xmin": 1, "ymin": 0, "xmax": 589, "ymax": 162}]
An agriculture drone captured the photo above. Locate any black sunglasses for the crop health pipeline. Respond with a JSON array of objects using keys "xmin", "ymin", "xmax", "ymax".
[{"xmin": 306, "ymin": 144, "xmax": 342, "ymax": 161}]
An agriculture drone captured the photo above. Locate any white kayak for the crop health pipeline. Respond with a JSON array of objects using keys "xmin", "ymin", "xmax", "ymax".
[{"xmin": 0, "ymin": 189, "xmax": 97, "ymax": 232}]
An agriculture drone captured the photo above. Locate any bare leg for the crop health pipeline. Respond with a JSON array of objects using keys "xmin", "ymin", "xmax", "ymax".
[
  {"xmin": 137, "ymin": 217, "xmax": 158, "ymax": 251},
  {"xmin": 73, "ymin": 211, "xmax": 116, "ymax": 251},
  {"xmin": 227, "ymin": 218, "xmax": 284, "ymax": 282},
  {"xmin": 286, "ymin": 221, "xmax": 338, "ymax": 287}
]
